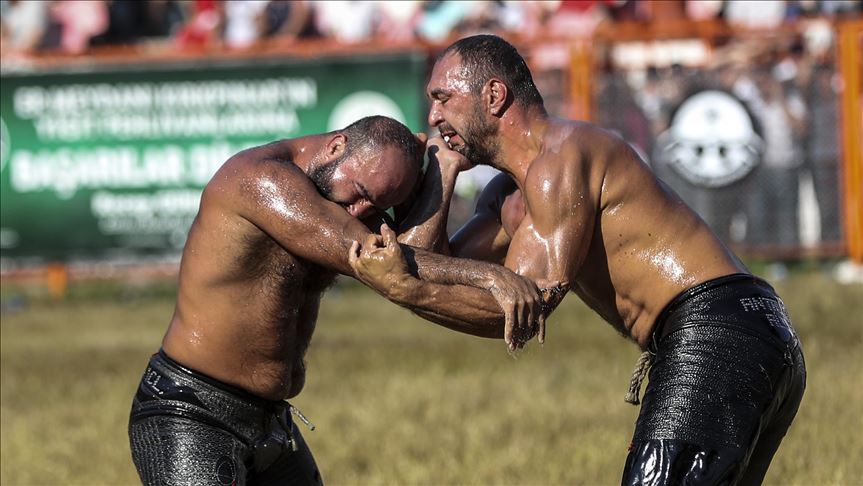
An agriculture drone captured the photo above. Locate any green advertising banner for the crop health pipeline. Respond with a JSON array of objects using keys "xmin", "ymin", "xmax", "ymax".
[{"xmin": 0, "ymin": 54, "xmax": 426, "ymax": 260}]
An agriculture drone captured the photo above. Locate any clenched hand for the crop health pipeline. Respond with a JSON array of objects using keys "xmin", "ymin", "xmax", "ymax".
[
  {"xmin": 348, "ymin": 224, "xmax": 412, "ymax": 298},
  {"xmin": 351, "ymin": 224, "xmax": 550, "ymax": 352}
]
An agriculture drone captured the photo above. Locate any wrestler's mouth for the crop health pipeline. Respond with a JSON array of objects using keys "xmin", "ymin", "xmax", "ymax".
[{"xmin": 440, "ymin": 130, "xmax": 460, "ymax": 150}]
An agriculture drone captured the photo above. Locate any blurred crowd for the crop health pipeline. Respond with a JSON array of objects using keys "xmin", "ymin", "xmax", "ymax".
[
  {"xmin": 1, "ymin": 0, "xmax": 858, "ymax": 253},
  {"xmin": 448, "ymin": 15, "xmax": 850, "ymax": 251},
  {"xmin": 1, "ymin": 0, "xmax": 861, "ymax": 56},
  {"xmin": 592, "ymin": 29, "xmax": 846, "ymax": 250}
]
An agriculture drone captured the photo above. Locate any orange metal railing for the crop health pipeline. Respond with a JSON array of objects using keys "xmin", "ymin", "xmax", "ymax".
[{"xmin": 838, "ymin": 20, "xmax": 863, "ymax": 263}]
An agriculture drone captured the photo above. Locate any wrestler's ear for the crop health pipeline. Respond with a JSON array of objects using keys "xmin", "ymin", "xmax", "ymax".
[
  {"xmin": 325, "ymin": 133, "xmax": 347, "ymax": 161},
  {"xmin": 487, "ymin": 79, "xmax": 508, "ymax": 117}
]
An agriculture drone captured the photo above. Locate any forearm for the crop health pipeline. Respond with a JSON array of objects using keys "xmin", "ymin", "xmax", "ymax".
[
  {"xmin": 348, "ymin": 225, "xmax": 545, "ymax": 343},
  {"xmin": 402, "ymin": 245, "xmax": 499, "ymax": 289},
  {"xmin": 396, "ymin": 159, "xmax": 459, "ymax": 252},
  {"xmin": 388, "ymin": 276, "xmax": 505, "ymax": 338}
]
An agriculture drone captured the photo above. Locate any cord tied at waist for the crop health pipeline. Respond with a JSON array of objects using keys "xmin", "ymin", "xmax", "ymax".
[{"xmin": 624, "ymin": 350, "xmax": 655, "ymax": 405}]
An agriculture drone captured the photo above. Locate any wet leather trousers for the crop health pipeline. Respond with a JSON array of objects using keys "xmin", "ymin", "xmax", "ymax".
[
  {"xmin": 129, "ymin": 350, "xmax": 323, "ymax": 486},
  {"xmin": 622, "ymin": 274, "xmax": 806, "ymax": 486}
]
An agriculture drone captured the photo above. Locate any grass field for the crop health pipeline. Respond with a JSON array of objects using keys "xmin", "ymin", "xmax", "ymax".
[{"xmin": 1, "ymin": 271, "xmax": 861, "ymax": 485}]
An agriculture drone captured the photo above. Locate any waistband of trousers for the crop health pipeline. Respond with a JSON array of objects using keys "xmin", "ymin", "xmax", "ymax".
[
  {"xmin": 155, "ymin": 349, "xmax": 283, "ymax": 410},
  {"xmin": 650, "ymin": 273, "xmax": 779, "ymax": 347}
]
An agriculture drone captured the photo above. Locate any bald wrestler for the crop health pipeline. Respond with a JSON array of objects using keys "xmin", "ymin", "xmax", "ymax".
[
  {"xmin": 349, "ymin": 36, "xmax": 806, "ymax": 485},
  {"xmin": 127, "ymin": 115, "xmax": 545, "ymax": 486}
]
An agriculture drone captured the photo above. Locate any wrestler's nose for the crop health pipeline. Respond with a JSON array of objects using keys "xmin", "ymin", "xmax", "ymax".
[{"xmin": 428, "ymin": 104, "xmax": 443, "ymax": 127}]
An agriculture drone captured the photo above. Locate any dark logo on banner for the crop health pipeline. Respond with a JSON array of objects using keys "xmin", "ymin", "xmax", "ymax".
[{"xmin": 657, "ymin": 90, "xmax": 762, "ymax": 188}]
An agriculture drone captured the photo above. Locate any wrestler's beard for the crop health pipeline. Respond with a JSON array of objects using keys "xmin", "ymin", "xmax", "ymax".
[
  {"xmin": 458, "ymin": 105, "xmax": 500, "ymax": 167},
  {"xmin": 309, "ymin": 155, "xmax": 345, "ymax": 200}
]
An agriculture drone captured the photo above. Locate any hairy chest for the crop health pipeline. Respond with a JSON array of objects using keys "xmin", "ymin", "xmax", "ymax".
[{"xmin": 239, "ymin": 232, "xmax": 338, "ymax": 298}]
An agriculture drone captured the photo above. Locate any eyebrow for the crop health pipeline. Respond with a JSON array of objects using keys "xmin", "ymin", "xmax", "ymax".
[{"xmin": 428, "ymin": 88, "xmax": 450, "ymax": 100}]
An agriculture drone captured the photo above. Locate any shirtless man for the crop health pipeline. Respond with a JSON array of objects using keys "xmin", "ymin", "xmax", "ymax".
[
  {"xmin": 349, "ymin": 36, "xmax": 806, "ymax": 485},
  {"xmin": 127, "ymin": 115, "xmax": 545, "ymax": 485}
]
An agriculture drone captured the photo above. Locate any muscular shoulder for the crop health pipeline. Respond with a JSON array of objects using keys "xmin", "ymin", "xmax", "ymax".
[
  {"xmin": 193, "ymin": 148, "xmax": 334, "ymax": 261},
  {"xmin": 525, "ymin": 123, "xmax": 592, "ymax": 199},
  {"xmin": 213, "ymin": 148, "xmax": 304, "ymax": 189},
  {"xmin": 527, "ymin": 121, "xmax": 639, "ymax": 211},
  {"xmin": 567, "ymin": 121, "xmax": 649, "ymax": 176},
  {"xmin": 572, "ymin": 122, "xmax": 658, "ymax": 211},
  {"xmin": 203, "ymin": 149, "xmax": 315, "ymax": 218},
  {"xmin": 546, "ymin": 121, "xmax": 630, "ymax": 168}
]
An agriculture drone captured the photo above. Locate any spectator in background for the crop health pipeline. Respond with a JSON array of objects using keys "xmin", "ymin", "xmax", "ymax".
[
  {"xmin": 222, "ymin": 0, "xmax": 268, "ymax": 49},
  {"xmin": 640, "ymin": 0, "xmax": 686, "ymax": 20},
  {"xmin": 685, "ymin": 0, "xmax": 724, "ymax": 21},
  {"xmin": 174, "ymin": 0, "xmax": 222, "ymax": 48},
  {"xmin": 91, "ymin": 0, "xmax": 144, "ymax": 46},
  {"xmin": 415, "ymin": 1, "xmax": 476, "ymax": 43},
  {"xmin": 806, "ymin": 61, "xmax": 842, "ymax": 243},
  {"xmin": 313, "ymin": 0, "xmax": 376, "ymax": 44},
  {"xmin": 415, "ymin": 0, "xmax": 529, "ymax": 43},
  {"xmin": 725, "ymin": 0, "xmax": 788, "ymax": 29},
  {"xmin": 495, "ymin": 1, "xmax": 554, "ymax": 38},
  {"xmin": 262, "ymin": 0, "xmax": 316, "ymax": 43},
  {"xmin": 737, "ymin": 65, "xmax": 806, "ymax": 248},
  {"xmin": 0, "ymin": 0, "xmax": 49, "ymax": 55},
  {"xmin": 818, "ymin": 0, "xmax": 861, "ymax": 17},
  {"xmin": 636, "ymin": 66, "xmax": 671, "ymax": 137},
  {"xmin": 92, "ymin": 0, "xmax": 183, "ymax": 46},
  {"xmin": 545, "ymin": 0, "xmax": 610, "ymax": 38},
  {"xmin": 48, "ymin": 0, "xmax": 109, "ymax": 54},
  {"xmin": 449, "ymin": 1, "xmax": 505, "ymax": 38},
  {"xmin": 374, "ymin": 0, "xmax": 422, "ymax": 43},
  {"xmin": 144, "ymin": 0, "xmax": 185, "ymax": 39},
  {"xmin": 595, "ymin": 75, "xmax": 652, "ymax": 158},
  {"xmin": 604, "ymin": 0, "xmax": 649, "ymax": 22}
]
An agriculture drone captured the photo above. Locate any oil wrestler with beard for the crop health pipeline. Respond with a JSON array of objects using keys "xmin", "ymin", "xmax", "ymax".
[{"xmin": 349, "ymin": 36, "xmax": 806, "ymax": 486}]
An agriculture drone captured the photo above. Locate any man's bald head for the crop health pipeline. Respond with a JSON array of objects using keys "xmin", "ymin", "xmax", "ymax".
[
  {"xmin": 339, "ymin": 115, "xmax": 423, "ymax": 170},
  {"xmin": 312, "ymin": 116, "xmax": 423, "ymax": 219}
]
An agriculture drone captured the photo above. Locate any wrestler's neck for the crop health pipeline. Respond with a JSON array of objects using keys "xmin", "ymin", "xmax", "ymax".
[{"xmin": 491, "ymin": 105, "xmax": 550, "ymax": 186}]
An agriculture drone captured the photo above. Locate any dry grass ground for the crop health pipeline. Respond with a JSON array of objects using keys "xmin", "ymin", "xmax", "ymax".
[{"xmin": 1, "ymin": 271, "xmax": 861, "ymax": 485}]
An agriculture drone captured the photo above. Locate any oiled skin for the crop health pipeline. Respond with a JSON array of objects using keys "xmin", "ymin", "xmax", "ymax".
[
  {"xmin": 452, "ymin": 121, "xmax": 747, "ymax": 347},
  {"xmin": 162, "ymin": 134, "xmax": 545, "ymax": 400},
  {"xmin": 350, "ymin": 52, "xmax": 747, "ymax": 349},
  {"xmin": 163, "ymin": 139, "xmax": 353, "ymax": 400},
  {"xmin": 429, "ymin": 49, "xmax": 748, "ymax": 347}
]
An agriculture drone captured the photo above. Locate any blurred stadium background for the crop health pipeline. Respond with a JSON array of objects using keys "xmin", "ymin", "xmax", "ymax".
[{"xmin": 1, "ymin": 0, "xmax": 861, "ymax": 484}]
